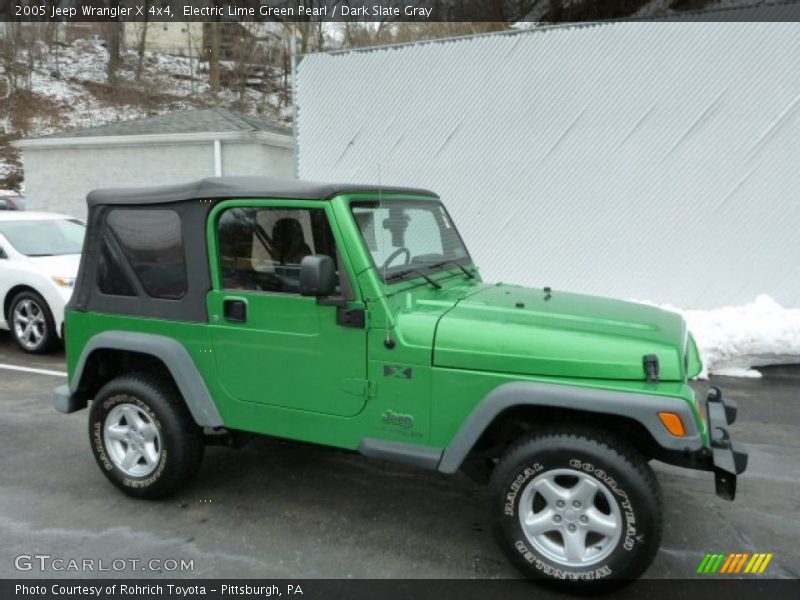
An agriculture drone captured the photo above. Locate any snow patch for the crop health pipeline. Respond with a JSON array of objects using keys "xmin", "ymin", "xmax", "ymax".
[{"xmin": 642, "ymin": 295, "xmax": 800, "ymax": 379}]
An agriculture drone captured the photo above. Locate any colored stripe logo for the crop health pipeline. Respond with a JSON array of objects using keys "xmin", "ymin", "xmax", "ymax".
[{"xmin": 697, "ymin": 552, "xmax": 773, "ymax": 574}]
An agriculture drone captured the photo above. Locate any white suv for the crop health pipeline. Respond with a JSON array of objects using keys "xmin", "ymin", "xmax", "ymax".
[{"xmin": 0, "ymin": 212, "xmax": 85, "ymax": 353}]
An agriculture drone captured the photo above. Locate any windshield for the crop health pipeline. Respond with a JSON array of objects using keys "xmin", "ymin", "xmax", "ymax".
[
  {"xmin": 351, "ymin": 200, "xmax": 470, "ymax": 281},
  {"xmin": 0, "ymin": 219, "xmax": 85, "ymax": 256}
]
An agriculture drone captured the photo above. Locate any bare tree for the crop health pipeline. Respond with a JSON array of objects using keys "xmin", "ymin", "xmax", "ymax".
[
  {"xmin": 188, "ymin": 25, "xmax": 199, "ymax": 97},
  {"xmin": 106, "ymin": 20, "xmax": 123, "ymax": 83},
  {"xmin": 25, "ymin": 25, "xmax": 36, "ymax": 91},
  {"xmin": 135, "ymin": 7, "xmax": 150, "ymax": 82},
  {"xmin": 2, "ymin": 22, "xmax": 20, "ymax": 96},
  {"xmin": 229, "ymin": 24, "xmax": 261, "ymax": 109},
  {"xmin": 208, "ymin": 21, "xmax": 221, "ymax": 94}
]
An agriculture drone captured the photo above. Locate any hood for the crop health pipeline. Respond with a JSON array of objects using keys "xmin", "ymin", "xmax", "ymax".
[
  {"xmin": 433, "ymin": 284, "xmax": 687, "ymax": 381},
  {"xmin": 26, "ymin": 253, "xmax": 81, "ymax": 277}
]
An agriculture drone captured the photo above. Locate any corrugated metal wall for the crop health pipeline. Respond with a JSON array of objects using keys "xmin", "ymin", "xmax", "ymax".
[{"xmin": 297, "ymin": 22, "xmax": 800, "ymax": 309}]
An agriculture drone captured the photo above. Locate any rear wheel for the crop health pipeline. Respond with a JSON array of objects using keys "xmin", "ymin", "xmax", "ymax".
[
  {"xmin": 88, "ymin": 373, "xmax": 204, "ymax": 499},
  {"xmin": 9, "ymin": 291, "xmax": 58, "ymax": 354},
  {"xmin": 489, "ymin": 427, "xmax": 662, "ymax": 587}
]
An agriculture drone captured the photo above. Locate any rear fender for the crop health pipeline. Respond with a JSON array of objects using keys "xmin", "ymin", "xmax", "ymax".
[{"xmin": 65, "ymin": 331, "xmax": 223, "ymax": 427}]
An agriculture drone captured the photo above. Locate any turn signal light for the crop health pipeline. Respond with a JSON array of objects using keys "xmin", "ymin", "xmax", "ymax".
[{"xmin": 658, "ymin": 412, "xmax": 686, "ymax": 437}]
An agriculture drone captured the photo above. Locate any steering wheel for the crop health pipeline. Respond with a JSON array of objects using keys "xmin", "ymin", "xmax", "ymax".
[{"xmin": 381, "ymin": 247, "xmax": 412, "ymax": 271}]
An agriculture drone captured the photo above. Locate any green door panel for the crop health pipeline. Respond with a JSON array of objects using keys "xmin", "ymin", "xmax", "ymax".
[
  {"xmin": 207, "ymin": 290, "xmax": 368, "ymax": 417},
  {"xmin": 206, "ymin": 198, "xmax": 369, "ymax": 418}
]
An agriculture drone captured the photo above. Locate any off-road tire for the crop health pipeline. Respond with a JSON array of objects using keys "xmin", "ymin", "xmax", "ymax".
[
  {"xmin": 489, "ymin": 427, "xmax": 662, "ymax": 588},
  {"xmin": 88, "ymin": 373, "xmax": 204, "ymax": 499},
  {"xmin": 8, "ymin": 290, "xmax": 58, "ymax": 354}
]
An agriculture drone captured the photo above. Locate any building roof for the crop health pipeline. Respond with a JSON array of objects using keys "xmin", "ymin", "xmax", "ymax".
[
  {"xmin": 30, "ymin": 108, "xmax": 291, "ymax": 140},
  {"xmin": 86, "ymin": 176, "xmax": 438, "ymax": 206}
]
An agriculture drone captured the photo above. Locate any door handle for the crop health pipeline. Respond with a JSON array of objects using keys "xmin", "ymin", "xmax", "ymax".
[{"xmin": 223, "ymin": 298, "xmax": 247, "ymax": 322}]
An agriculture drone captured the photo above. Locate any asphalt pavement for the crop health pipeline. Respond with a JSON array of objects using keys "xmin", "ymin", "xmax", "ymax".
[{"xmin": 0, "ymin": 330, "xmax": 798, "ymax": 580}]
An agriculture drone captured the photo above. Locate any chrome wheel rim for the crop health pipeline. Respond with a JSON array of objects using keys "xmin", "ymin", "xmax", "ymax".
[
  {"xmin": 12, "ymin": 299, "xmax": 46, "ymax": 350},
  {"xmin": 518, "ymin": 468, "xmax": 622, "ymax": 567},
  {"xmin": 103, "ymin": 403, "xmax": 162, "ymax": 477}
]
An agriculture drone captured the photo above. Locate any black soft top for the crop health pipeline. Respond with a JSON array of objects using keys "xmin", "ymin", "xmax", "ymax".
[{"xmin": 87, "ymin": 176, "xmax": 437, "ymax": 206}]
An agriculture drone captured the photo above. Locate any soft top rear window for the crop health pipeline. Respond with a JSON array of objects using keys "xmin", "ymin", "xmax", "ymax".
[{"xmin": 107, "ymin": 209, "xmax": 187, "ymax": 300}]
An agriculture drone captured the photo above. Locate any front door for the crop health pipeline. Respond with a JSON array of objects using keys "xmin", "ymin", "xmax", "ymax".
[{"xmin": 207, "ymin": 200, "xmax": 367, "ymax": 417}]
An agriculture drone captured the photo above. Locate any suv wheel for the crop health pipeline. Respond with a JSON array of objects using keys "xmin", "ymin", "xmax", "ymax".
[
  {"xmin": 88, "ymin": 373, "xmax": 204, "ymax": 499},
  {"xmin": 489, "ymin": 428, "xmax": 662, "ymax": 587},
  {"xmin": 9, "ymin": 291, "xmax": 57, "ymax": 354}
]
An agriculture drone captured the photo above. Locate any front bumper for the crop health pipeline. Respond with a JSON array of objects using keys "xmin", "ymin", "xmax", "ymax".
[{"xmin": 705, "ymin": 386, "xmax": 748, "ymax": 500}]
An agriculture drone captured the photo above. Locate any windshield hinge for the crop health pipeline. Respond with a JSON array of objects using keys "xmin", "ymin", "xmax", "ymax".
[{"xmin": 336, "ymin": 306, "xmax": 366, "ymax": 328}]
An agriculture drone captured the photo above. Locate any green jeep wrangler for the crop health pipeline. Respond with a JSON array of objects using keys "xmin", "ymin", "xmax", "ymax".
[{"xmin": 55, "ymin": 177, "xmax": 747, "ymax": 584}]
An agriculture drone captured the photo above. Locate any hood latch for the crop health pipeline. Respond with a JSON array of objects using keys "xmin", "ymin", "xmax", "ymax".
[{"xmin": 643, "ymin": 354, "xmax": 660, "ymax": 383}]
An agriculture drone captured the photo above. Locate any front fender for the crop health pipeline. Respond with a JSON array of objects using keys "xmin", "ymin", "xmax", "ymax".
[{"xmin": 437, "ymin": 381, "xmax": 703, "ymax": 473}]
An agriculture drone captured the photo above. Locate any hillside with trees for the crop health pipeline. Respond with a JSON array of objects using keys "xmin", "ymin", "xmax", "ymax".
[{"xmin": 0, "ymin": 0, "xmax": 761, "ymax": 192}]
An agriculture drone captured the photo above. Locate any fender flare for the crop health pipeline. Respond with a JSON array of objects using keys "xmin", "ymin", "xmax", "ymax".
[
  {"xmin": 70, "ymin": 331, "xmax": 224, "ymax": 427},
  {"xmin": 437, "ymin": 380, "xmax": 703, "ymax": 474}
]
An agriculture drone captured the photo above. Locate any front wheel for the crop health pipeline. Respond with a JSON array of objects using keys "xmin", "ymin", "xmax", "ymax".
[
  {"xmin": 88, "ymin": 373, "xmax": 204, "ymax": 499},
  {"xmin": 489, "ymin": 428, "xmax": 662, "ymax": 587}
]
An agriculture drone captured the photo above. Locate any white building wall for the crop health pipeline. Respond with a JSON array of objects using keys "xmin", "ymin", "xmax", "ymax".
[
  {"xmin": 21, "ymin": 140, "xmax": 293, "ymax": 220},
  {"xmin": 123, "ymin": 22, "xmax": 202, "ymax": 56},
  {"xmin": 297, "ymin": 22, "xmax": 800, "ymax": 309},
  {"xmin": 221, "ymin": 142, "xmax": 295, "ymax": 179}
]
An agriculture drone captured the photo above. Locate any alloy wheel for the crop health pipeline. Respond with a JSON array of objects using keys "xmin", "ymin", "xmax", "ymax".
[
  {"xmin": 517, "ymin": 468, "xmax": 623, "ymax": 567},
  {"xmin": 12, "ymin": 299, "xmax": 47, "ymax": 351},
  {"xmin": 103, "ymin": 403, "xmax": 163, "ymax": 477}
]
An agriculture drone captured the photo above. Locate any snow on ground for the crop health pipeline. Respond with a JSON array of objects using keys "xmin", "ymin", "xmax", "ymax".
[{"xmin": 650, "ymin": 295, "xmax": 800, "ymax": 378}]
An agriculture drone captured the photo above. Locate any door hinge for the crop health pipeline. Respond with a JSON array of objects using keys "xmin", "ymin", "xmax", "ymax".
[{"xmin": 336, "ymin": 306, "xmax": 365, "ymax": 328}]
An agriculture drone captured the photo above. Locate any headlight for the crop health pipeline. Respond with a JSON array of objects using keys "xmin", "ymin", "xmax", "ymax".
[{"xmin": 51, "ymin": 276, "xmax": 75, "ymax": 288}]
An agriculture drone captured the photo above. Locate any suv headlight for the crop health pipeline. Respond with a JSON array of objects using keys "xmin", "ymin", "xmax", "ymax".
[{"xmin": 52, "ymin": 276, "xmax": 76, "ymax": 288}]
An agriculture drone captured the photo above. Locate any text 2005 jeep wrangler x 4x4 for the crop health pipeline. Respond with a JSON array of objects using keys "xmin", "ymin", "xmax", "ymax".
[{"xmin": 55, "ymin": 177, "xmax": 747, "ymax": 585}]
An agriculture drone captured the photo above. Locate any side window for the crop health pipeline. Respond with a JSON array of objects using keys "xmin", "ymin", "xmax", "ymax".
[
  {"xmin": 107, "ymin": 209, "xmax": 188, "ymax": 300},
  {"xmin": 217, "ymin": 206, "xmax": 337, "ymax": 294},
  {"xmin": 97, "ymin": 238, "xmax": 136, "ymax": 296}
]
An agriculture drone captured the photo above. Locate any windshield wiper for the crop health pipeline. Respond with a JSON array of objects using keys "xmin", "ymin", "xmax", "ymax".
[
  {"xmin": 425, "ymin": 259, "xmax": 475, "ymax": 279},
  {"xmin": 385, "ymin": 268, "xmax": 442, "ymax": 289}
]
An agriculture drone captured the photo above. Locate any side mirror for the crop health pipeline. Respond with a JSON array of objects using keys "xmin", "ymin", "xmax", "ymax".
[
  {"xmin": 0, "ymin": 247, "xmax": 6, "ymax": 259},
  {"xmin": 299, "ymin": 254, "xmax": 336, "ymax": 297}
]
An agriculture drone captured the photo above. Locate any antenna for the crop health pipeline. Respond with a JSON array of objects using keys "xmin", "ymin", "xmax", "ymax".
[{"xmin": 378, "ymin": 164, "xmax": 395, "ymax": 350}]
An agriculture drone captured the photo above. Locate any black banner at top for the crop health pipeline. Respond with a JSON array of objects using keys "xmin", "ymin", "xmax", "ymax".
[{"xmin": 1, "ymin": 0, "xmax": 800, "ymax": 22}]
